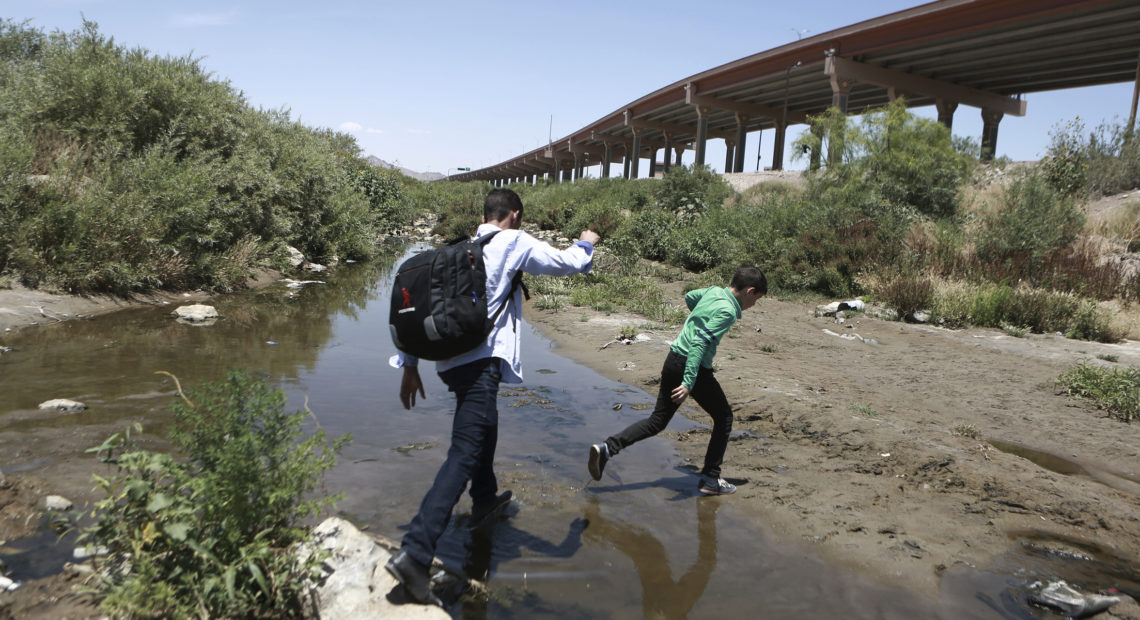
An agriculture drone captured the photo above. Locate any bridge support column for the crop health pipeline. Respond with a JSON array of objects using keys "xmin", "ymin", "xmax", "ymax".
[
  {"xmin": 980, "ymin": 108, "xmax": 1004, "ymax": 162},
  {"xmin": 602, "ymin": 144, "xmax": 612, "ymax": 178},
  {"xmin": 724, "ymin": 140, "xmax": 735, "ymax": 173},
  {"xmin": 770, "ymin": 120, "xmax": 788, "ymax": 170},
  {"xmin": 630, "ymin": 130, "xmax": 641, "ymax": 178},
  {"xmin": 663, "ymin": 133, "xmax": 673, "ymax": 175},
  {"xmin": 694, "ymin": 106, "xmax": 709, "ymax": 167},
  {"xmin": 936, "ymin": 99, "xmax": 958, "ymax": 130},
  {"xmin": 648, "ymin": 147, "xmax": 659, "ymax": 178},
  {"xmin": 674, "ymin": 146, "xmax": 684, "ymax": 167},
  {"xmin": 1130, "ymin": 50, "xmax": 1139, "ymax": 137},
  {"xmin": 623, "ymin": 154, "xmax": 631, "ymax": 180},
  {"xmin": 733, "ymin": 113, "xmax": 748, "ymax": 173}
]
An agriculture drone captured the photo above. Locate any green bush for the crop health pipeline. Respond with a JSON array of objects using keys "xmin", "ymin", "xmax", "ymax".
[
  {"xmin": 1044, "ymin": 117, "xmax": 1140, "ymax": 197},
  {"xmin": 1056, "ymin": 359, "xmax": 1140, "ymax": 422},
  {"xmin": 1042, "ymin": 118, "xmax": 1089, "ymax": 196},
  {"xmin": 81, "ymin": 370, "xmax": 349, "ymax": 619},
  {"xmin": 794, "ymin": 100, "xmax": 975, "ymax": 218},
  {"xmin": 655, "ymin": 164, "xmax": 733, "ymax": 218},
  {"xmin": 974, "ymin": 168, "xmax": 1084, "ymax": 274},
  {"xmin": 0, "ymin": 19, "xmax": 407, "ymax": 294}
]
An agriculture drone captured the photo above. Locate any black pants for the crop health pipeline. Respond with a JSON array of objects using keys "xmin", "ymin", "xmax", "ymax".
[{"xmin": 604, "ymin": 350, "xmax": 733, "ymax": 478}]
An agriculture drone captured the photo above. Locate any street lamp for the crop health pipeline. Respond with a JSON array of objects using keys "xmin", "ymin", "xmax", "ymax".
[{"xmin": 446, "ymin": 167, "xmax": 471, "ymax": 180}]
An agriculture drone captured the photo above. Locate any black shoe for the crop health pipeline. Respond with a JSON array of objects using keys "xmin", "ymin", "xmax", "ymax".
[
  {"xmin": 385, "ymin": 548, "xmax": 443, "ymax": 607},
  {"xmin": 470, "ymin": 490, "xmax": 512, "ymax": 530},
  {"xmin": 588, "ymin": 443, "xmax": 610, "ymax": 481}
]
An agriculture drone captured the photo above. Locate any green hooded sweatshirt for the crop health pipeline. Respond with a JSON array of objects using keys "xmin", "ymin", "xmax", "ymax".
[{"xmin": 671, "ymin": 286, "xmax": 742, "ymax": 389}]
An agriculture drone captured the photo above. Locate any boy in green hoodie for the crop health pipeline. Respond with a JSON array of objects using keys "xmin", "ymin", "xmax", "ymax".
[{"xmin": 588, "ymin": 266, "xmax": 766, "ymax": 495}]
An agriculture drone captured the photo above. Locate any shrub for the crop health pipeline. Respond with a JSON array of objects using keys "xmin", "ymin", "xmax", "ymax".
[
  {"xmin": 655, "ymin": 164, "xmax": 733, "ymax": 218},
  {"xmin": 81, "ymin": 370, "xmax": 349, "ymax": 619},
  {"xmin": 1045, "ymin": 116, "xmax": 1140, "ymax": 197},
  {"xmin": 794, "ymin": 100, "xmax": 975, "ymax": 218},
  {"xmin": 1056, "ymin": 359, "xmax": 1140, "ymax": 422},
  {"xmin": 974, "ymin": 167, "xmax": 1084, "ymax": 274},
  {"xmin": 874, "ymin": 273, "xmax": 935, "ymax": 317}
]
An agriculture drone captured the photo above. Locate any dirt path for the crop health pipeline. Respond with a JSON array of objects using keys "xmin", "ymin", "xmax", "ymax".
[{"xmin": 522, "ymin": 284, "xmax": 1140, "ymax": 613}]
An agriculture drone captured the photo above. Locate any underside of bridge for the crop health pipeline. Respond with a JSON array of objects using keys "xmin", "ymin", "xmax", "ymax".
[{"xmin": 449, "ymin": 0, "xmax": 1140, "ymax": 185}]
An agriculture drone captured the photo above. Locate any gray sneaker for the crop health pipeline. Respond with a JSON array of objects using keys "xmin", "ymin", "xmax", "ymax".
[
  {"xmin": 698, "ymin": 476, "xmax": 736, "ymax": 495},
  {"xmin": 588, "ymin": 443, "xmax": 610, "ymax": 481}
]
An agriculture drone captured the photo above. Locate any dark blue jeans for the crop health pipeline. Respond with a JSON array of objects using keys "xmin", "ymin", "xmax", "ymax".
[
  {"xmin": 402, "ymin": 357, "xmax": 501, "ymax": 567},
  {"xmin": 604, "ymin": 350, "xmax": 733, "ymax": 478}
]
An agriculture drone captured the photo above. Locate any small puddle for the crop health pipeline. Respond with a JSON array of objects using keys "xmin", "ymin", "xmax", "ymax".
[
  {"xmin": 987, "ymin": 440, "xmax": 1090, "ymax": 477},
  {"xmin": 988, "ymin": 439, "xmax": 1139, "ymax": 495}
]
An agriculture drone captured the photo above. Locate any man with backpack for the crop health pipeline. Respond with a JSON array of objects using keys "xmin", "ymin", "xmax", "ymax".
[{"xmin": 385, "ymin": 187, "xmax": 600, "ymax": 606}]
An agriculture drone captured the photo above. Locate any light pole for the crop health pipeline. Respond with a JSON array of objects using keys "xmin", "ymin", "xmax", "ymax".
[{"xmin": 446, "ymin": 167, "xmax": 470, "ymax": 180}]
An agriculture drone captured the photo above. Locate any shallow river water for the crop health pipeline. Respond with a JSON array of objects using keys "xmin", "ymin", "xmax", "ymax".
[{"xmin": 1, "ymin": 248, "xmax": 1074, "ymax": 618}]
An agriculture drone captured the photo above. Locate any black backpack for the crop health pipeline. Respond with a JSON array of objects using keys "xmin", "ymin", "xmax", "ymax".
[{"xmin": 389, "ymin": 231, "xmax": 525, "ymax": 361}]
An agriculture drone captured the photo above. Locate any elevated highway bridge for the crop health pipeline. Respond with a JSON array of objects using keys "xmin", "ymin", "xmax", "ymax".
[{"xmin": 448, "ymin": 0, "xmax": 1140, "ymax": 185}]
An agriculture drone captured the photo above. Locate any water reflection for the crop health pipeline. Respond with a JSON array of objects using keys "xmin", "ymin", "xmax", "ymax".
[
  {"xmin": 583, "ymin": 496, "xmax": 719, "ymax": 620},
  {"xmin": 0, "ymin": 255, "xmax": 398, "ymax": 434},
  {"xmin": 443, "ymin": 508, "xmax": 589, "ymax": 618}
]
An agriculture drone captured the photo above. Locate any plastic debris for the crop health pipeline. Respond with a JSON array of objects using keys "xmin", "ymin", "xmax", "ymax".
[{"xmin": 1027, "ymin": 580, "xmax": 1120, "ymax": 619}]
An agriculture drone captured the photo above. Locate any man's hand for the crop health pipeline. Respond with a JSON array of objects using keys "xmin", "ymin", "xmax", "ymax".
[
  {"xmin": 670, "ymin": 384, "xmax": 690, "ymax": 405},
  {"xmin": 400, "ymin": 366, "xmax": 425, "ymax": 410},
  {"xmin": 579, "ymin": 229, "xmax": 601, "ymax": 245}
]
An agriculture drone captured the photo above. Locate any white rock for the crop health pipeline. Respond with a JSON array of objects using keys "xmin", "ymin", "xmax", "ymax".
[
  {"xmin": 0, "ymin": 575, "xmax": 20, "ymax": 591},
  {"xmin": 44, "ymin": 495, "xmax": 73, "ymax": 511},
  {"xmin": 172, "ymin": 304, "xmax": 219, "ymax": 323},
  {"xmin": 304, "ymin": 262, "xmax": 328, "ymax": 273},
  {"xmin": 286, "ymin": 245, "xmax": 306, "ymax": 268},
  {"xmin": 303, "ymin": 517, "xmax": 447, "ymax": 619},
  {"xmin": 38, "ymin": 399, "xmax": 87, "ymax": 412},
  {"xmin": 283, "ymin": 279, "xmax": 326, "ymax": 290},
  {"xmin": 73, "ymin": 545, "xmax": 109, "ymax": 560}
]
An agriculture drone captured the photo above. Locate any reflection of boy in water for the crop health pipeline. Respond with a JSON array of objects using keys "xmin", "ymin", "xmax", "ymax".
[
  {"xmin": 589, "ymin": 267, "xmax": 767, "ymax": 495},
  {"xmin": 584, "ymin": 498, "xmax": 720, "ymax": 619}
]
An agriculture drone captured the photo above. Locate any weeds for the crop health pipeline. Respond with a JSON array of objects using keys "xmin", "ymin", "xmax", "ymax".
[
  {"xmin": 850, "ymin": 403, "xmax": 878, "ymax": 417},
  {"xmin": 952, "ymin": 423, "xmax": 980, "ymax": 439},
  {"xmin": 80, "ymin": 370, "xmax": 349, "ymax": 618},
  {"xmin": 1056, "ymin": 359, "xmax": 1140, "ymax": 422},
  {"xmin": 1001, "ymin": 323, "xmax": 1028, "ymax": 338}
]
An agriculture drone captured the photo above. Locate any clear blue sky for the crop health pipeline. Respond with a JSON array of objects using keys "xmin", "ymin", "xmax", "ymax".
[{"xmin": 5, "ymin": 0, "xmax": 1137, "ymax": 175}]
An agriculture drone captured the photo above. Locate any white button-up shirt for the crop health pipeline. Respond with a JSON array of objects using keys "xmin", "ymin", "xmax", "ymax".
[{"xmin": 390, "ymin": 223, "xmax": 594, "ymax": 384}]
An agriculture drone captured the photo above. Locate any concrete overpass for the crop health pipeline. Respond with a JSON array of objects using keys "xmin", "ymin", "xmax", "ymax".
[{"xmin": 448, "ymin": 0, "xmax": 1140, "ymax": 185}]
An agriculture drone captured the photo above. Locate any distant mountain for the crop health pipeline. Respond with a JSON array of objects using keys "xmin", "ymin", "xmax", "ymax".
[{"xmin": 363, "ymin": 156, "xmax": 445, "ymax": 182}]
